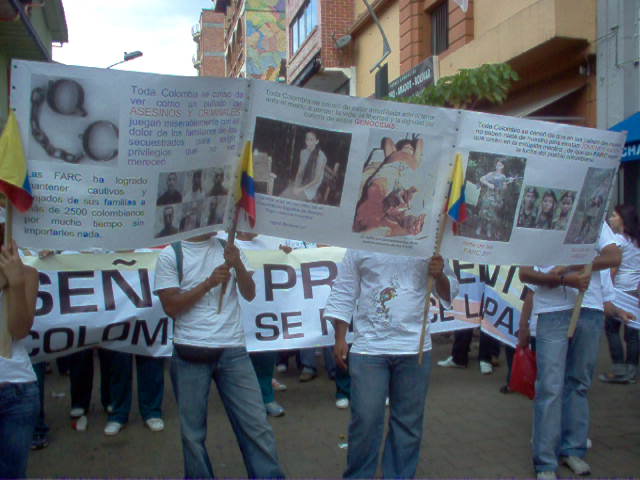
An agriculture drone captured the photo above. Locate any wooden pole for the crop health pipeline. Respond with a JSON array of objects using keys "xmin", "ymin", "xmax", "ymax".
[
  {"xmin": 217, "ymin": 207, "xmax": 239, "ymax": 312},
  {"xmin": 0, "ymin": 197, "xmax": 13, "ymax": 358},
  {"xmin": 567, "ymin": 264, "xmax": 592, "ymax": 338},
  {"xmin": 418, "ymin": 183, "xmax": 451, "ymax": 364}
]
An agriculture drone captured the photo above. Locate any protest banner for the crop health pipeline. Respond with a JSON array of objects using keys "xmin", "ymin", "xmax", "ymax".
[
  {"xmin": 23, "ymin": 247, "xmax": 531, "ymax": 362},
  {"xmin": 11, "ymin": 60, "xmax": 626, "ymax": 265},
  {"xmin": 22, "ymin": 252, "xmax": 172, "ymax": 362}
]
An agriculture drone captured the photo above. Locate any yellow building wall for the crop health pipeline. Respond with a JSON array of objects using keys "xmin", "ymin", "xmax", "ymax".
[
  {"xmin": 440, "ymin": 0, "xmax": 595, "ymax": 76},
  {"xmin": 354, "ymin": 1, "xmax": 400, "ymax": 97}
]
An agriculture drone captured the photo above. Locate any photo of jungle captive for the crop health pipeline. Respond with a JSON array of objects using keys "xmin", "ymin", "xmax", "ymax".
[
  {"xmin": 457, "ymin": 151, "xmax": 527, "ymax": 242},
  {"xmin": 352, "ymin": 131, "xmax": 427, "ymax": 237},
  {"xmin": 251, "ymin": 117, "xmax": 351, "ymax": 207},
  {"xmin": 564, "ymin": 167, "xmax": 616, "ymax": 245}
]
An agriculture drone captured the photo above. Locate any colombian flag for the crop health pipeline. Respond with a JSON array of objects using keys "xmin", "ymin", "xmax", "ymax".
[
  {"xmin": 234, "ymin": 140, "xmax": 256, "ymax": 228},
  {"xmin": 0, "ymin": 111, "xmax": 33, "ymax": 212},
  {"xmin": 447, "ymin": 153, "xmax": 467, "ymax": 232}
]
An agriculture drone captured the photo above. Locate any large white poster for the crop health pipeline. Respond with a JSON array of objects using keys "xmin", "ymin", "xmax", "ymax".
[
  {"xmin": 11, "ymin": 60, "xmax": 247, "ymax": 250},
  {"xmin": 441, "ymin": 112, "xmax": 626, "ymax": 265},
  {"xmin": 11, "ymin": 61, "xmax": 626, "ymax": 266},
  {"xmin": 241, "ymin": 80, "xmax": 458, "ymax": 257}
]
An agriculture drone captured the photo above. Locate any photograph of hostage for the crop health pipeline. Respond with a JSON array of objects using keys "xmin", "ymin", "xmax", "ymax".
[
  {"xmin": 458, "ymin": 152, "xmax": 526, "ymax": 242},
  {"xmin": 280, "ymin": 130, "xmax": 327, "ymax": 203},
  {"xmin": 352, "ymin": 133, "xmax": 426, "ymax": 237},
  {"xmin": 157, "ymin": 172, "xmax": 183, "ymax": 206},
  {"xmin": 156, "ymin": 205, "xmax": 179, "ymax": 238}
]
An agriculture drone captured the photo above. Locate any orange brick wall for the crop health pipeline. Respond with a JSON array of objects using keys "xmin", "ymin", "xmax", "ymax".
[{"xmin": 200, "ymin": 10, "xmax": 226, "ymax": 77}]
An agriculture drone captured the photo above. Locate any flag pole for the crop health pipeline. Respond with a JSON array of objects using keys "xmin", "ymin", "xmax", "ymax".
[
  {"xmin": 567, "ymin": 264, "xmax": 592, "ymax": 338},
  {"xmin": 417, "ymin": 189, "xmax": 450, "ymax": 364},
  {"xmin": 217, "ymin": 207, "xmax": 239, "ymax": 312},
  {"xmin": 0, "ymin": 195, "xmax": 13, "ymax": 357}
]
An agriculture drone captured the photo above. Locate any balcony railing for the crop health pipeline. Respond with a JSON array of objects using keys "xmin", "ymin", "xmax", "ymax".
[{"xmin": 191, "ymin": 23, "xmax": 201, "ymax": 41}]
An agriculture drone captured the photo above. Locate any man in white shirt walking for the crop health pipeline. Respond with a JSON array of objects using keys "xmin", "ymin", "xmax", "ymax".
[
  {"xmin": 519, "ymin": 224, "xmax": 621, "ymax": 480},
  {"xmin": 154, "ymin": 232, "xmax": 283, "ymax": 478},
  {"xmin": 324, "ymin": 250, "xmax": 458, "ymax": 478}
]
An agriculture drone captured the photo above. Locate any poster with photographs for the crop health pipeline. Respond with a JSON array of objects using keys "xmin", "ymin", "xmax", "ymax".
[
  {"xmin": 11, "ymin": 60, "xmax": 247, "ymax": 250},
  {"xmin": 456, "ymin": 152, "xmax": 526, "ymax": 242},
  {"xmin": 241, "ymin": 80, "xmax": 459, "ymax": 257},
  {"xmin": 441, "ymin": 111, "xmax": 625, "ymax": 266},
  {"xmin": 10, "ymin": 62, "xmax": 626, "ymax": 263}
]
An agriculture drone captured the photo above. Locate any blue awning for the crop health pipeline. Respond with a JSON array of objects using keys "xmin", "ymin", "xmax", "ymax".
[{"xmin": 610, "ymin": 112, "xmax": 640, "ymax": 162}]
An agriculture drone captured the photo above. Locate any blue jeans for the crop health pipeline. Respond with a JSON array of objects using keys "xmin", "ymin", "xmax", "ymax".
[
  {"xmin": 345, "ymin": 351, "xmax": 431, "ymax": 479},
  {"xmin": 249, "ymin": 351, "xmax": 277, "ymax": 404},
  {"xmin": 533, "ymin": 308, "xmax": 603, "ymax": 473},
  {"xmin": 32, "ymin": 362, "xmax": 49, "ymax": 440},
  {"xmin": 0, "ymin": 382, "xmax": 39, "ymax": 478},
  {"xmin": 604, "ymin": 316, "xmax": 639, "ymax": 369},
  {"xmin": 108, "ymin": 352, "xmax": 164, "ymax": 424},
  {"xmin": 170, "ymin": 346, "xmax": 283, "ymax": 479},
  {"xmin": 68, "ymin": 348, "xmax": 112, "ymax": 412}
]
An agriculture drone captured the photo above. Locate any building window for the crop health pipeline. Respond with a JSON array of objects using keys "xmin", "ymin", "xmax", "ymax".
[
  {"xmin": 431, "ymin": 1, "xmax": 448, "ymax": 55},
  {"xmin": 291, "ymin": 0, "xmax": 318, "ymax": 54}
]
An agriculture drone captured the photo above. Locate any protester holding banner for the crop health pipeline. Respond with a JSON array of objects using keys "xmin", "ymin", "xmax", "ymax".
[
  {"xmin": 154, "ymin": 232, "xmax": 283, "ymax": 478},
  {"xmin": 519, "ymin": 223, "xmax": 621, "ymax": 479},
  {"xmin": 0, "ymin": 240, "xmax": 40, "ymax": 478},
  {"xmin": 325, "ymin": 250, "xmax": 458, "ymax": 478},
  {"xmin": 232, "ymin": 232, "xmax": 287, "ymax": 417},
  {"xmin": 600, "ymin": 204, "xmax": 640, "ymax": 384},
  {"xmin": 102, "ymin": 351, "xmax": 165, "ymax": 435}
]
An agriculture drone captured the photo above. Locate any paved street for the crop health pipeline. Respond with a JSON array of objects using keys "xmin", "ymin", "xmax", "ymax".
[{"xmin": 28, "ymin": 336, "xmax": 640, "ymax": 478}]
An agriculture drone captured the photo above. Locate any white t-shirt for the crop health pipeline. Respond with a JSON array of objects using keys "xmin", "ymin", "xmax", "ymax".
[
  {"xmin": 612, "ymin": 233, "xmax": 640, "ymax": 292},
  {"xmin": 324, "ymin": 250, "xmax": 459, "ymax": 355},
  {"xmin": 532, "ymin": 223, "xmax": 620, "ymax": 314},
  {"xmin": 153, "ymin": 236, "xmax": 252, "ymax": 348},
  {"xmin": 233, "ymin": 235, "xmax": 284, "ymax": 251},
  {"xmin": 0, "ymin": 293, "xmax": 36, "ymax": 383}
]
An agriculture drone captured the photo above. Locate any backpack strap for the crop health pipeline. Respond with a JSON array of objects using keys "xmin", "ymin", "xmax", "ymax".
[{"xmin": 170, "ymin": 241, "xmax": 183, "ymax": 284}]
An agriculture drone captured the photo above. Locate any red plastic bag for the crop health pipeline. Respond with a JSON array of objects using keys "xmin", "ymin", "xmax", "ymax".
[{"xmin": 509, "ymin": 345, "xmax": 537, "ymax": 399}]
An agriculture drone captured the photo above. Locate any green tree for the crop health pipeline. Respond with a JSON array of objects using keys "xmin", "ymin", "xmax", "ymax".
[{"xmin": 392, "ymin": 63, "xmax": 519, "ymax": 109}]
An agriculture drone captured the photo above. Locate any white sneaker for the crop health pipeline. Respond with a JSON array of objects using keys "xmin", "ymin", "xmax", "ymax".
[
  {"xmin": 70, "ymin": 407, "xmax": 85, "ymax": 418},
  {"xmin": 72, "ymin": 415, "xmax": 88, "ymax": 431},
  {"xmin": 536, "ymin": 471, "xmax": 557, "ymax": 480},
  {"xmin": 335, "ymin": 398, "xmax": 349, "ymax": 409},
  {"xmin": 104, "ymin": 421, "xmax": 124, "ymax": 436},
  {"xmin": 276, "ymin": 364, "xmax": 287, "ymax": 373},
  {"xmin": 437, "ymin": 356, "xmax": 465, "ymax": 368},
  {"xmin": 561, "ymin": 455, "xmax": 590, "ymax": 476},
  {"xmin": 145, "ymin": 418, "xmax": 164, "ymax": 432},
  {"xmin": 271, "ymin": 378, "xmax": 287, "ymax": 392},
  {"xmin": 480, "ymin": 361, "xmax": 493, "ymax": 375}
]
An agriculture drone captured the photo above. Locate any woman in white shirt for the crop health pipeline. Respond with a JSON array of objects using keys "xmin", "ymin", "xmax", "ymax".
[
  {"xmin": 281, "ymin": 130, "xmax": 327, "ymax": 203},
  {"xmin": 0, "ymin": 240, "xmax": 40, "ymax": 478},
  {"xmin": 600, "ymin": 204, "xmax": 640, "ymax": 384}
]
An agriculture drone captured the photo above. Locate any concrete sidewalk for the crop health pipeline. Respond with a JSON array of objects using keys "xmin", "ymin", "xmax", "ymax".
[{"xmin": 28, "ymin": 336, "xmax": 640, "ymax": 478}]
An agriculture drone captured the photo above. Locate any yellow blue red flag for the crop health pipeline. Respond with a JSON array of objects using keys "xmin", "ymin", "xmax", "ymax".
[
  {"xmin": 234, "ymin": 141, "xmax": 256, "ymax": 227},
  {"xmin": 0, "ymin": 111, "xmax": 33, "ymax": 212},
  {"xmin": 447, "ymin": 153, "xmax": 467, "ymax": 228}
]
